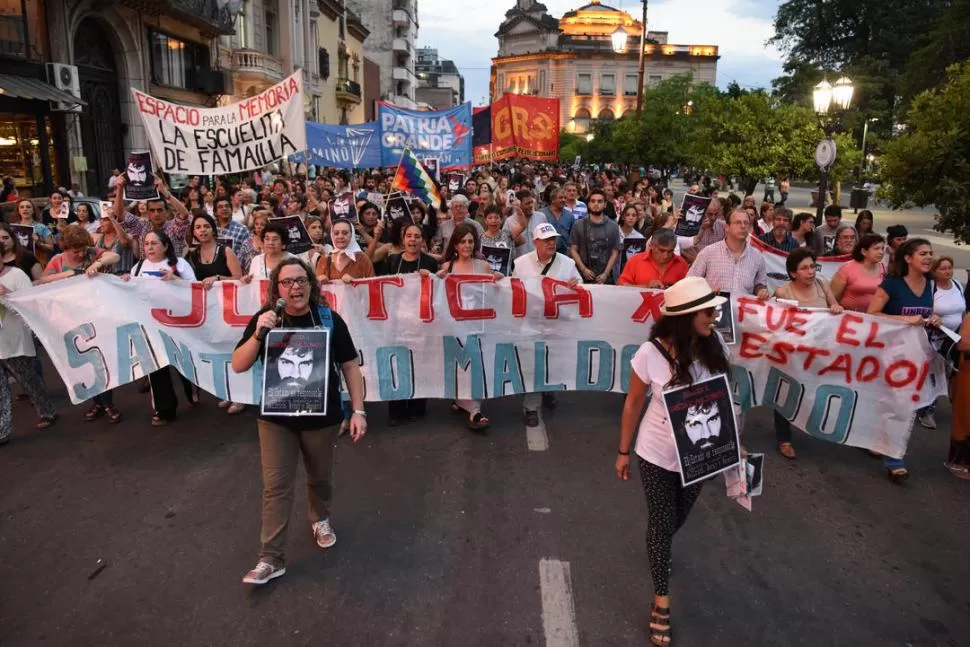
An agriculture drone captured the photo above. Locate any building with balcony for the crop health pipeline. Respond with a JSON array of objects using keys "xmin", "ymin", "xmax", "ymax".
[
  {"xmin": 491, "ymin": 0, "xmax": 719, "ymax": 133},
  {"xmin": 7, "ymin": 0, "xmax": 237, "ymax": 196},
  {"xmin": 316, "ymin": 0, "xmax": 369, "ymax": 124},
  {"xmin": 217, "ymin": 0, "xmax": 325, "ymax": 120},
  {"xmin": 415, "ymin": 47, "xmax": 464, "ymax": 110},
  {"xmin": 346, "ymin": 0, "xmax": 419, "ymax": 109}
]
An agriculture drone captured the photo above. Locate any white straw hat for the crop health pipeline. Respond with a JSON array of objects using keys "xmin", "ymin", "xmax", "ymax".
[{"xmin": 660, "ymin": 276, "xmax": 727, "ymax": 316}]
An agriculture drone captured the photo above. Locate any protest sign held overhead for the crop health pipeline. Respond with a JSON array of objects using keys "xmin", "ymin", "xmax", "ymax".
[
  {"xmin": 122, "ymin": 151, "xmax": 159, "ymax": 202},
  {"xmin": 383, "ymin": 194, "xmax": 413, "ymax": 222},
  {"xmin": 11, "ymin": 224, "xmax": 34, "ymax": 254},
  {"xmin": 378, "ymin": 102, "xmax": 473, "ymax": 169},
  {"xmin": 301, "ymin": 121, "xmax": 381, "ymax": 169},
  {"xmin": 269, "ymin": 215, "xmax": 313, "ymax": 254},
  {"xmin": 330, "ymin": 192, "xmax": 358, "ymax": 222},
  {"xmin": 674, "ymin": 193, "xmax": 712, "ymax": 237},
  {"xmin": 663, "ymin": 374, "xmax": 741, "ymax": 487},
  {"xmin": 482, "ymin": 245, "xmax": 512, "ymax": 276},
  {"xmin": 133, "ymin": 71, "xmax": 306, "ymax": 175}
]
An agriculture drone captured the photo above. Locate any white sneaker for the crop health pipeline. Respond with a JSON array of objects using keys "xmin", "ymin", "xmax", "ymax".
[
  {"xmin": 312, "ymin": 519, "xmax": 337, "ymax": 549},
  {"xmin": 919, "ymin": 413, "xmax": 937, "ymax": 429},
  {"xmin": 242, "ymin": 561, "xmax": 285, "ymax": 585}
]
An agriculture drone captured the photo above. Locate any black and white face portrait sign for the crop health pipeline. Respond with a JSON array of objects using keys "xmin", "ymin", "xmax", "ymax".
[
  {"xmin": 261, "ymin": 329, "xmax": 330, "ymax": 416},
  {"xmin": 714, "ymin": 291, "xmax": 736, "ymax": 345},
  {"xmin": 662, "ymin": 374, "xmax": 741, "ymax": 487},
  {"xmin": 123, "ymin": 151, "xmax": 160, "ymax": 202},
  {"xmin": 482, "ymin": 244, "xmax": 512, "ymax": 275},
  {"xmin": 384, "ymin": 194, "xmax": 413, "ymax": 222},
  {"xmin": 674, "ymin": 193, "xmax": 713, "ymax": 238},
  {"xmin": 447, "ymin": 173, "xmax": 466, "ymax": 193},
  {"xmin": 269, "ymin": 215, "xmax": 313, "ymax": 254},
  {"xmin": 330, "ymin": 191, "xmax": 358, "ymax": 222},
  {"xmin": 10, "ymin": 224, "xmax": 34, "ymax": 254}
]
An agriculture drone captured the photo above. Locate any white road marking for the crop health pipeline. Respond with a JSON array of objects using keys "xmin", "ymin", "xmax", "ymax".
[
  {"xmin": 538, "ymin": 558, "xmax": 580, "ymax": 647},
  {"xmin": 527, "ymin": 417, "xmax": 550, "ymax": 452}
]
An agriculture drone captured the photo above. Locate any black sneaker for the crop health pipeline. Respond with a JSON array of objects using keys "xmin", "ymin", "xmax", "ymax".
[{"xmin": 524, "ymin": 410, "xmax": 540, "ymax": 427}]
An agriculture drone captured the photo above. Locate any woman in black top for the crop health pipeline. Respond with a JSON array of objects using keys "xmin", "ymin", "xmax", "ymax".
[
  {"xmin": 381, "ymin": 223, "xmax": 438, "ymax": 426},
  {"xmin": 0, "ymin": 223, "xmax": 42, "ymax": 281},
  {"xmin": 185, "ymin": 211, "xmax": 245, "ymax": 414},
  {"xmin": 232, "ymin": 257, "xmax": 366, "ymax": 586}
]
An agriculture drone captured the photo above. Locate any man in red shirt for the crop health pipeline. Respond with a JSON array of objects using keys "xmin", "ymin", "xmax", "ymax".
[{"xmin": 618, "ymin": 228, "xmax": 688, "ymax": 289}]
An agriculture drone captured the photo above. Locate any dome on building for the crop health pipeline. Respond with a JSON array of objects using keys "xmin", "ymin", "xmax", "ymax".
[{"xmin": 560, "ymin": 0, "xmax": 642, "ymax": 39}]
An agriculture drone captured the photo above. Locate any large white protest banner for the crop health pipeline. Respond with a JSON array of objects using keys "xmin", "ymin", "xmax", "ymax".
[
  {"xmin": 132, "ymin": 72, "xmax": 306, "ymax": 175},
  {"xmin": 5, "ymin": 275, "xmax": 944, "ymax": 458}
]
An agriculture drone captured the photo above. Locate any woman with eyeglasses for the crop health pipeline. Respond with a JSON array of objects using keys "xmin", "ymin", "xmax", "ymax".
[
  {"xmin": 120, "ymin": 230, "xmax": 197, "ymax": 426},
  {"xmin": 232, "ymin": 257, "xmax": 366, "ymax": 586},
  {"xmin": 616, "ymin": 276, "xmax": 733, "ymax": 647},
  {"xmin": 771, "ymin": 248, "xmax": 844, "ymax": 459}
]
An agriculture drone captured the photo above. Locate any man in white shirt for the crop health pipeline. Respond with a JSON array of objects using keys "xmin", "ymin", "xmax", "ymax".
[
  {"xmin": 563, "ymin": 181, "xmax": 588, "ymax": 220},
  {"xmin": 513, "ymin": 223, "xmax": 581, "ymax": 427},
  {"xmin": 502, "ymin": 190, "xmax": 547, "ymax": 258}
]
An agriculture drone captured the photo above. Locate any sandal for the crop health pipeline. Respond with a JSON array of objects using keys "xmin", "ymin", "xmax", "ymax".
[
  {"xmin": 648, "ymin": 604, "xmax": 672, "ymax": 646},
  {"xmin": 104, "ymin": 407, "xmax": 122, "ymax": 424},
  {"xmin": 887, "ymin": 467, "xmax": 909, "ymax": 483},
  {"xmin": 36, "ymin": 415, "xmax": 57, "ymax": 430},
  {"xmin": 84, "ymin": 404, "xmax": 105, "ymax": 422},
  {"xmin": 778, "ymin": 442, "xmax": 796, "ymax": 460},
  {"xmin": 151, "ymin": 415, "xmax": 171, "ymax": 427},
  {"xmin": 226, "ymin": 403, "xmax": 246, "ymax": 415},
  {"xmin": 467, "ymin": 412, "xmax": 490, "ymax": 432}
]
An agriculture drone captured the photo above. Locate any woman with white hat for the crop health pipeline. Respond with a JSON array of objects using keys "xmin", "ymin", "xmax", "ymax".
[{"xmin": 615, "ymin": 276, "xmax": 731, "ymax": 647}]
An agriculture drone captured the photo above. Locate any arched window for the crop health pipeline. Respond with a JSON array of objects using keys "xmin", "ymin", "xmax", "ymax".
[
  {"xmin": 573, "ymin": 108, "xmax": 591, "ymax": 133},
  {"xmin": 598, "ymin": 108, "xmax": 615, "ymax": 122}
]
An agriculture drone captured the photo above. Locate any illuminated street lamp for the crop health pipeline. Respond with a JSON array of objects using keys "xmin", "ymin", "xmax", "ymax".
[
  {"xmin": 611, "ymin": 26, "xmax": 628, "ymax": 54},
  {"xmin": 586, "ymin": 133, "xmax": 595, "ymax": 143},
  {"xmin": 812, "ymin": 75, "xmax": 854, "ymax": 222}
]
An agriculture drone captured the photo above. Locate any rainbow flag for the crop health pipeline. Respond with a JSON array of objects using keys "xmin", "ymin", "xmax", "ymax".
[{"xmin": 391, "ymin": 148, "xmax": 442, "ymax": 210}]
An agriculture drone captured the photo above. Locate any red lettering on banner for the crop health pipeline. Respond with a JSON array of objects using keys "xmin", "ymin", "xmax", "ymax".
[
  {"xmin": 364, "ymin": 276, "xmax": 404, "ymax": 320},
  {"xmin": 737, "ymin": 297, "xmax": 760, "ymax": 323},
  {"xmin": 135, "ymin": 92, "xmax": 200, "ymax": 126},
  {"xmin": 835, "ymin": 314, "xmax": 863, "ymax": 347},
  {"xmin": 765, "ymin": 304, "xmax": 787, "ymax": 331},
  {"xmin": 631, "ymin": 291, "xmax": 664, "ymax": 323},
  {"xmin": 221, "ymin": 282, "xmax": 253, "ymax": 326},
  {"xmin": 912, "ymin": 361, "xmax": 931, "ymax": 402},
  {"xmin": 765, "ymin": 341, "xmax": 795, "ymax": 365},
  {"xmin": 541, "ymin": 278, "xmax": 592, "ymax": 318},
  {"xmin": 444, "ymin": 275, "xmax": 497, "ymax": 321},
  {"xmin": 856, "ymin": 356, "xmax": 880, "ymax": 382},
  {"xmin": 793, "ymin": 344, "xmax": 832, "ymax": 371},
  {"xmin": 764, "ymin": 303, "xmax": 809, "ymax": 336},
  {"xmin": 819, "ymin": 353, "xmax": 853, "ymax": 382},
  {"xmin": 419, "ymin": 273, "xmax": 434, "ymax": 322},
  {"xmin": 885, "ymin": 360, "xmax": 918, "ymax": 389},
  {"xmin": 510, "ymin": 278, "xmax": 527, "ymax": 318},
  {"xmin": 864, "ymin": 322, "xmax": 886, "ymax": 349},
  {"xmin": 787, "ymin": 310, "xmax": 809, "ymax": 337},
  {"xmin": 151, "ymin": 283, "xmax": 206, "ymax": 327},
  {"xmin": 739, "ymin": 332, "xmax": 767, "ymax": 358}
]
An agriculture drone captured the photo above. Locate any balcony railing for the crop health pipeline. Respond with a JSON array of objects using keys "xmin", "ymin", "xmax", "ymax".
[
  {"xmin": 116, "ymin": 0, "xmax": 236, "ymax": 35},
  {"xmin": 392, "ymin": 66, "xmax": 416, "ymax": 87},
  {"xmin": 392, "ymin": 38, "xmax": 413, "ymax": 58},
  {"xmin": 392, "ymin": 9, "xmax": 413, "ymax": 26},
  {"xmin": 232, "ymin": 49, "xmax": 284, "ymax": 81},
  {"xmin": 335, "ymin": 78, "xmax": 362, "ymax": 104}
]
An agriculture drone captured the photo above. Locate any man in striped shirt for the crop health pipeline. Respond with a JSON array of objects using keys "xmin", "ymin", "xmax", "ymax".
[{"xmin": 688, "ymin": 208, "xmax": 770, "ymax": 299}]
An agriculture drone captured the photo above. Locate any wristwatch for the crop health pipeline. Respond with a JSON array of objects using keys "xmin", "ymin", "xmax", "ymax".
[{"xmin": 353, "ymin": 409, "xmax": 367, "ymax": 417}]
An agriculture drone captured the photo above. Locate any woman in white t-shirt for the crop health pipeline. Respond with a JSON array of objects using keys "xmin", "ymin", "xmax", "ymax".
[
  {"xmin": 122, "ymin": 230, "xmax": 197, "ymax": 426},
  {"xmin": 615, "ymin": 276, "xmax": 731, "ymax": 647},
  {"xmin": 932, "ymin": 256, "xmax": 966, "ymax": 332},
  {"xmin": 0, "ymin": 265, "xmax": 57, "ymax": 443}
]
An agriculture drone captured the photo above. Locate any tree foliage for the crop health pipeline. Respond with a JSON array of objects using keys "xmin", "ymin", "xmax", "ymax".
[{"xmin": 879, "ymin": 61, "xmax": 970, "ymax": 244}]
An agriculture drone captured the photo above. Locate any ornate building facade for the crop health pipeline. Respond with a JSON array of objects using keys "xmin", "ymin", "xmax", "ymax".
[{"xmin": 491, "ymin": 0, "xmax": 719, "ymax": 133}]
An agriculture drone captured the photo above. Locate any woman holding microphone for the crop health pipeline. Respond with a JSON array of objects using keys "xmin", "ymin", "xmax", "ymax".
[{"xmin": 232, "ymin": 257, "xmax": 366, "ymax": 585}]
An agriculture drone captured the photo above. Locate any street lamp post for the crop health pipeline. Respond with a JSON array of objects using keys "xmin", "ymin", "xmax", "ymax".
[
  {"xmin": 635, "ymin": 1, "xmax": 648, "ymax": 116},
  {"xmin": 860, "ymin": 117, "xmax": 878, "ymax": 176},
  {"xmin": 812, "ymin": 75, "xmax": 854, "ymax": 223}
]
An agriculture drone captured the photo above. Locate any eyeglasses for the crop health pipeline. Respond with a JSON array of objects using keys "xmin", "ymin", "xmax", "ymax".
[{"xmin": 278, "ymin": 277, "xmax": 309, "ymax": 288}]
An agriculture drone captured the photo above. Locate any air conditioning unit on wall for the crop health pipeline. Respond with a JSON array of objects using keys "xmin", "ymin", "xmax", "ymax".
[{"xmin": 47, "ymin": 63, "xmax": 82, "ymax": 113}]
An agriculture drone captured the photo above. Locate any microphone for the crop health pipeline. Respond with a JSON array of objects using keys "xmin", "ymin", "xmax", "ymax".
[{"xmin": 256, "ymin": 298, "xmax": 287, "ymax": 341}]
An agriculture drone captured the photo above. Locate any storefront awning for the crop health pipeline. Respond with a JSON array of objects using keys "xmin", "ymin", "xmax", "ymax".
[{"xmin": 0, "ymin": 73, "xmax": 88, "ymax": 107}]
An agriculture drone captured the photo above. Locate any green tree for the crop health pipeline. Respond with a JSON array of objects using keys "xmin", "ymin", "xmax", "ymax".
[
  {"xmin": 901, "ymin": 0, "xmax": 970, "ymax": 102},
  {"xmin": 880, "ymin": 61, "xmax": 970, "ymax": 244}
]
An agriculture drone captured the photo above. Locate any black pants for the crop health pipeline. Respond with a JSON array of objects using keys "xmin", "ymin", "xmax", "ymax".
[
  {"xmin": 638, "ymin": 458, "xmax": 704, "ymax": 596},
  {"xmin": 388, "ymin": 398, "xmax": 427, "ymax": 422},
  {"xmin": 774, "ymin": 410, "xmax": 792, "ymax": 443},
  {"xmin": 149, "ymin": 368, "xmax": 178, "ymax": 421}
]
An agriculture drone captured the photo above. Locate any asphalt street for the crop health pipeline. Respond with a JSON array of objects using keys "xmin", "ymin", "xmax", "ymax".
[{"xmin": 1, "ymin": 357, "xmax": 968, "ymax": 647}]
